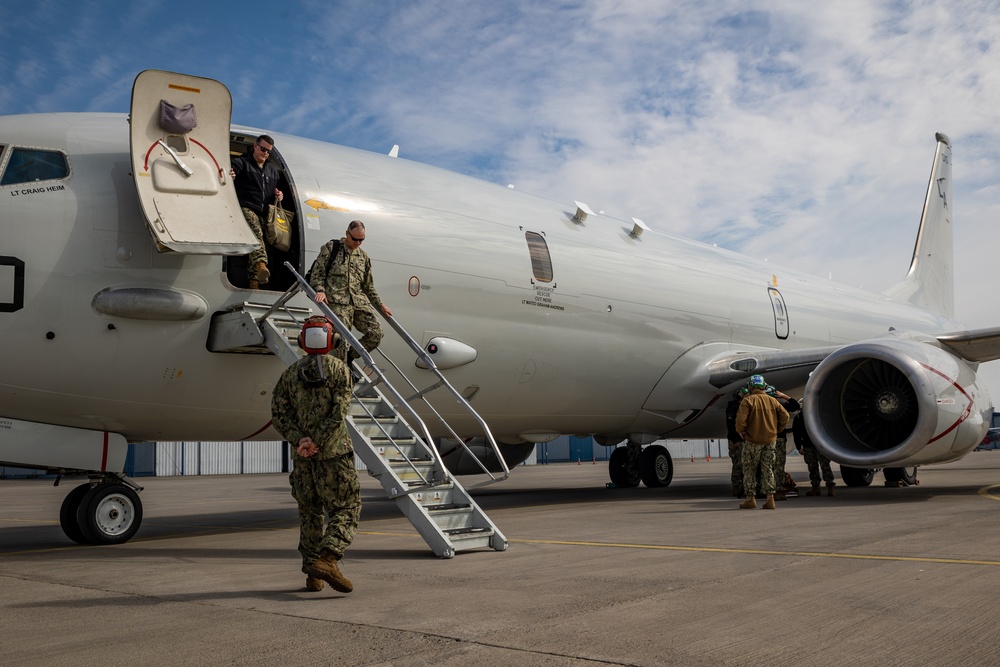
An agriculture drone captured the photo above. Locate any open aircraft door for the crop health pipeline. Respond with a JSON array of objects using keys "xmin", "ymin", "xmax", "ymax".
[{"xmin": 129, "ymin": 70, "xmax": 258, "ymax": 254}]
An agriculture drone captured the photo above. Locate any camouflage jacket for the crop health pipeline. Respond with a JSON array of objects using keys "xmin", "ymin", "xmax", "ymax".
[
  {"xmin": 271, "ymin": 353, "xmax": 353, "ymax": 460},
  {"xmin": 308, "ymin": 239, "xmax": 383, "ymax": 310}
]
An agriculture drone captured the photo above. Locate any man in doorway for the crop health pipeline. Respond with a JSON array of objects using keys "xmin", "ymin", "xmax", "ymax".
[{"xmin": 230, "ymin": 134, "xmax": 283, "ymax": 289}]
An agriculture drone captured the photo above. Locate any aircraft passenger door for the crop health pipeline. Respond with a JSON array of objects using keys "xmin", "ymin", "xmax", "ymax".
[{"xmin": 128, "ymin": 70, "xmax": 258, "ymax": 254}]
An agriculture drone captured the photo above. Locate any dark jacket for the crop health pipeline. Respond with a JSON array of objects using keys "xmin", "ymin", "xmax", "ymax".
[{"xmin": 231, "ymin": 148, "xmax": 280, "ymax": 216}]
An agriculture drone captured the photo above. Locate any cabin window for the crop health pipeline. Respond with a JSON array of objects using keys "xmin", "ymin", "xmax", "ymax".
[
  {"xmin": 524, "ymin": 231, "xmax": 553, "ymax": 283},
  {"xmin": 0, "ymin": 148, "xmax": 70, "ymax": 186}
]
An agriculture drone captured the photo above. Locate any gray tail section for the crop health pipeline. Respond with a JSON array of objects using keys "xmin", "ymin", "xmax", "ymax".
[{"xmin": 883, "ymin": 133, "xmax": 954, "ymax": 318}]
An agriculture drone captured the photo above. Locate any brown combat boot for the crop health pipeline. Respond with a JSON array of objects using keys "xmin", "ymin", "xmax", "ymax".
[
  {"xmin": 762, "ymin": 493, "xmax": 776, "ymax": 510},
  {"xmin": 826, "ymin": 482, "xmax": 836, "ymax": 497},
  {"xmin": 305, "ymin": 575, "xmax": 324, "ymax": 592},
  {"xmin": 806, "ymin": 483, "xmax": 821, "ymax": 496},
  {"xmin": 774, "ymin": 490, "xmax": 786, "ymax": 501},
  {"xmin": 248, "ymin": 278, "xmax": 259, "ymax": 290},
  {"xmin": 254, "ymin": 261, "xmax": 270, "ymax": 285},
  {"xmin": 739, "ymin": 495, "xmax": 756, "ymax": 509},
  {"xmin": 306, "ymin": 550, "xmax": 353, "ymax": 593}
]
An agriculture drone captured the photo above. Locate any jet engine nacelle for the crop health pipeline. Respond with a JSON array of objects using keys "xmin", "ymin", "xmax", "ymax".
[{"xmin": 802, "ymin": 337, "xmax": 992, "ymax": 468}]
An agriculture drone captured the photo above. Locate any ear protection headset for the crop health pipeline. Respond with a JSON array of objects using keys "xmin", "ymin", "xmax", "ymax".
[{"xmin": 298, "ymin": 316, "xmax": 338, "ymax": 355}]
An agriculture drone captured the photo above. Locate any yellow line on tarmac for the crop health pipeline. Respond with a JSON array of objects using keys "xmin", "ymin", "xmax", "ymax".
[
  {"xmin": 510, "ymin": 538, "xmax": 1000, "ymax": 566},
  {"xmin": 977, "ymin": 484, "xmax": 1000, "ymax": 501},
  {"xmin": 358, "ymin": 530, "xmax": 1000, "ymax": 567}
]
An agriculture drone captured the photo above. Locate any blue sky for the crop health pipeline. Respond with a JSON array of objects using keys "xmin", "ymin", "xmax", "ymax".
[{"xmin": 3, "ymin": 0, "xmax": 1000, "ymax": 396}]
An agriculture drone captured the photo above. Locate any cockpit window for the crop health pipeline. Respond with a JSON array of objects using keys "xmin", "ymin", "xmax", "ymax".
[
  {"xmin": 0, "ymin": 148, "xmax": 70, "ymax": 186},
  {"xmin": 524, "ymin": 231, "xmax": 553, "ymax": 283}
]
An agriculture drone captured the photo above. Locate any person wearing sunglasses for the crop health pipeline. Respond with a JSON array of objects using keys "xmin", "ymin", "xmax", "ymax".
[
  {"xmin": 229, "ymin": 134, "xmax": 284, "ymax": 289},
  {"xmin": 309, "ymin": 220, "xmax": 393, "ymax": 364}
]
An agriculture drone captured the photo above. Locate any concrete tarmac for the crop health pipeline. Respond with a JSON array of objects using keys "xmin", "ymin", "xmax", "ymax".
[{"xmin": 3, "ymin": 454, "xmax": 1000, "ymax": 667}]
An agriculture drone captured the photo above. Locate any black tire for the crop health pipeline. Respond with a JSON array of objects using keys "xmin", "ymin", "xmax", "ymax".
[
  {"xmin": 639, "ymin": 445, "xmax": 674, "ymax": 488},
  {"xmin": 840, "ymin": 465, "xmax": 876, "ymax": 487},
  {"xmin": 609, "ymin": 447, "xmax": 641, "ymax": 488},
  {"xmin": 77, "ymin": 483, "xmax": 143, "ymax": 545},
  {"xmin": 883, "ymin": 466, "xmax": 918, "ymax": 486},
  {"xmin": 59, "ymin": 483, "xmax": 93, "ymax": 545}
]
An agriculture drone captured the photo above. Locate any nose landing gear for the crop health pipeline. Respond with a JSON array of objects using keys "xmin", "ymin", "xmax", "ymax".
[{"xmin": 58, "ymin": 475, "xmax": 144, "ymax": 545}]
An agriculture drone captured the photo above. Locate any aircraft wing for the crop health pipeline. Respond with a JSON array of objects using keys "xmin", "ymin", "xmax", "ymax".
[
  {"xmin": 936, "ymin": 326, "xmax": 1000, "ymax": 363},
  {"xmin": 709, "ymin": 324, "xmax": 1000, "ymax": 393}
]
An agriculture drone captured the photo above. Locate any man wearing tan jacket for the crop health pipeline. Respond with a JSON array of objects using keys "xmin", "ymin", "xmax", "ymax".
[{"xmin": 735, "ymin": 374, "xmax": 789, "ymax": 510}]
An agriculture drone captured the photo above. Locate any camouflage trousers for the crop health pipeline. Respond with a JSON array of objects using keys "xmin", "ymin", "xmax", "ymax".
[
  {"xmin": 773, "ymin": 434, "xmax": 787, "ymax": 490},
  {"xmin": 741, "ymin": 441, "xmax": 777, "ymax": 496},
  {"xmin": 329, "ymin": 303, "xmax": 383, "ymax": 358},
  {"xmin": 802, "ymin": 444, "xmax": 835, "ymax": 485},
  {"xmin": 289, "ymin": 452, "xmax": 361, "ymax": 572},
  {"xmin": 240, "ymin": 207, "xmax": 269, "ymax": 271},
  {"xmin": 728, "ymin": 440, "xmax": 743, "ymax": 486}
]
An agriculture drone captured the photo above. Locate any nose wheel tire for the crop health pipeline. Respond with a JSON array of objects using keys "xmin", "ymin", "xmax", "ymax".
[
  {"xmin": 59, "ymin": 483, "xmax": 94, "ymax": 545},
  {"xmin": 60, "ymin": 482, "xmax": 144, "ymax": 545}
]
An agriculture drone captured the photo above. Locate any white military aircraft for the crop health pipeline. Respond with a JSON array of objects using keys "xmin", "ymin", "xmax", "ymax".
[{"xmin": 2, "ymin": 70, "xmax": 999, "ymax": 545}]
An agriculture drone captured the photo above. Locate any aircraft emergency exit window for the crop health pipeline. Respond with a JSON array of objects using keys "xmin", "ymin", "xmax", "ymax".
[
  {"xmin": 0, "ymin": 148, "xmax": 69, "ymax": 186},
  {"xmin": 525, "ymin": 231, "xmax": 553, "ymax": 283}
]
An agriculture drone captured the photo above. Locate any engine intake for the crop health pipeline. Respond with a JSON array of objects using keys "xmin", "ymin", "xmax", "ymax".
[{"xmin": 803, "ymin": 337, "xmax": 990, "ymax": 467}]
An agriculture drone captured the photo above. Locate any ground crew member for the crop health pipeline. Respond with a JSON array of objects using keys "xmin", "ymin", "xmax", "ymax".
[
  {"xmin": 309, "ymin": 220, "xmax": 392, "ymax": 362},
  {"xmin": 792, "ymin": 412, "xmax": 836, "ymax": 496},
  {"xmin": 271, "ymin": 316, "xmax": 360, "ymax": 593},
  {"xmin": 771, "ymin": 391, "xmax": 800, "ymax": 500},
  {"xmin": 735, "ymin": 374, "xmax": 789, "ymax": 510},
  {"xmin": 726, "ymin": 387, "xmax": 748, "ymax": 497}
]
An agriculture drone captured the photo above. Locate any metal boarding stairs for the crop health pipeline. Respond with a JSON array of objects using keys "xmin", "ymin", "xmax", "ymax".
[{"xmin": 208, "ymin": 263, "xmax": 508, "ymax": 558}]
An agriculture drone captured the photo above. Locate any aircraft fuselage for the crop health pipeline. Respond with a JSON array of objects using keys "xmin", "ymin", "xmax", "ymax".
[{"xmin": 0, "ymin": 112, "xmax": 957, "ymax": 445}]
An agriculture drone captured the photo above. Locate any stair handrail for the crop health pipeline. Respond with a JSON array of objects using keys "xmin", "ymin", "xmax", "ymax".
[
  {"xmin": 370, "ymin": 345, "xmax": 509, "ymax": 483},
  {"xmin": 281, "ymin": 262, "xmax": 509, "ymax": 483},
  {"xmin": 250, "ymin": 278, "xmax": 443, "ymax": 491}
]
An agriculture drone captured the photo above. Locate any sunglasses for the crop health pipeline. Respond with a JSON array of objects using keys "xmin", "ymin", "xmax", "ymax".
[
  {"xmin": 255, "ymin": 144, "xmax": 272, "ymax": 154},
  {"xmin": 347, "ymin": 232, "xmax": 364, "ymax": 243}
]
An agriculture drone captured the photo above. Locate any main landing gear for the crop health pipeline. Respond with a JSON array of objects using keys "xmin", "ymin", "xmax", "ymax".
[
  {"xmin": 58, "ymin": 474, "xmax": 144, "ymax": 545},
  {"xmin": 609, "ymin": 440, "xmax": 674, "ymax": 488},
  {"xmin": 839, "ymin": 465, "xmax": 919, "ymax": 488}
]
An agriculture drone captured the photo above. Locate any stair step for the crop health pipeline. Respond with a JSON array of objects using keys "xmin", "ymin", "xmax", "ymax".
[
  {"xmin": 445, "ymin": 526, "xmax": 491, "ymax": 535},
  {"xmin": 425, "ymin": 503, "xmax": 472, "ymax": 512}
]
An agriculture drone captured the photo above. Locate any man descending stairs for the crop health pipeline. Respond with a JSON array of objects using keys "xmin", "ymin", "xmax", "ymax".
[{"xmin": 207, "ymin": 264, "xmax": 508, "ymax": 558}]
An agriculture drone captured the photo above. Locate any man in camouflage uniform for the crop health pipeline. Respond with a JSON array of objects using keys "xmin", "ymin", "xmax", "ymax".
[
  {"xmin": 271, "ymin": 316, "xmax": 360, "ymax": 593},
  {"xmin": 309, "ymin": 220, "xmax": 392, "ymax": 361},
  {"xmin": 229, "ymin": 134, "xmax": 283, "ymax": 289},
  {"xmin": 770, "ymin": 390, "xmax": 800, "ymax": 501},
  {"xmin": 735, "ymin": 374, "xmax": 789, "ymax": 510},
  {"xmin": 725, "ymin": 388, "xmax": 747, "ymax": 497},
  {"xmin": 792, "ymin": 412, "xmax": 836, "ymax": 496}
]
